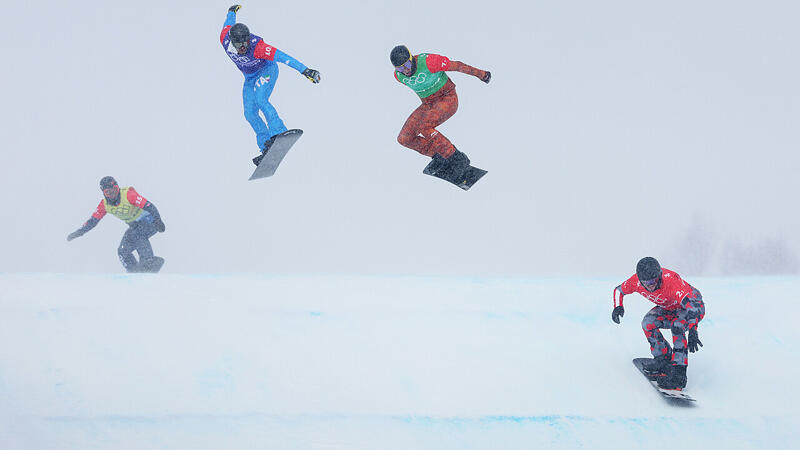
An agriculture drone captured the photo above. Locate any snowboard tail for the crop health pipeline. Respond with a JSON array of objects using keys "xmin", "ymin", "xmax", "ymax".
[
  {"xmin": 633, "ymin": 358, "xmax": 696, "ymax": 404},
  {"xmin": 456, "ymin": 166, "xmax": 488, "ymax": 190},
  {"xmin": 249, "ymin": 129, "xmax": 303, "ymax": 180}
]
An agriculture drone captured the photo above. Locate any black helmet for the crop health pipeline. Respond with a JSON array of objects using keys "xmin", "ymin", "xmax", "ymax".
[
  {"xmin": 100, "ymin": 176, "xmax": 120, "ymax": 203},
  {"xmin": 230, "ymin": 23, "xmax": 250, "ymax": 47},
  {"xmin": 636, "ymin": 257, "xmax": 662, "ymax": 282},
  {"xmin": 99, "ymin": 176, "xmax": 118, "ymax": 190},
  {"xmin": 390, "ymin": 45, "xmax": 411, "ymax": 67}
]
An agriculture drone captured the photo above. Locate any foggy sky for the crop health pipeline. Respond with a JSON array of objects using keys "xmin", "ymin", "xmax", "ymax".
[{"xmin": 1, "ymin": 0, "xmax": 798, "ymax": 276}]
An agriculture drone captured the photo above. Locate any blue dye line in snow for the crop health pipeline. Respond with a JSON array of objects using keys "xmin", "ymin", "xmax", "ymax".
[
  {"xmin": 42, "ymin": 413, "xmax": 585, "ymax": 426},
  {"xmin": 40, "ymin": 413, "xmax": 714, "ymax": 426}
]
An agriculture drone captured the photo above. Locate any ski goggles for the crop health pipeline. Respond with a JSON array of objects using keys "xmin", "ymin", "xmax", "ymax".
[
  {"xmin": 640, "ymin": 278, "xmax": 659, "ymax": 290},
  {"xmin": 396, "ymin": 59, "xmax": 413, "ymax": 75},
  {"xmin": 102, "ymin": 186, "xmax": 119, "ymax": 197},
  {"xmin": 232, "ymin": 40, "xmax": 248, "ymax": 51}
]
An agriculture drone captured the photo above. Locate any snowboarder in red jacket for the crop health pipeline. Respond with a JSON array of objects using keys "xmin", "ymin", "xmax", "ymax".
[
  {"xmin": 612, "ymin": 257, "xmax": 706, "ymax": 389},
  {"xmin": 390, "ymin": 45, "xmax": 490, "ymax": 185}
]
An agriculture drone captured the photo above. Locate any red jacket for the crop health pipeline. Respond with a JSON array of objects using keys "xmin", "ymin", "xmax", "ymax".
[{"xmin": 614, "ymin": 269, "xmax": 698, "ymax": 311}]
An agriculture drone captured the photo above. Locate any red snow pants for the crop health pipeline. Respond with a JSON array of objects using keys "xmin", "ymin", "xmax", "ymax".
[{"xmin": 397, "ymin": 79, "xmax": 459, "ymax": 158}]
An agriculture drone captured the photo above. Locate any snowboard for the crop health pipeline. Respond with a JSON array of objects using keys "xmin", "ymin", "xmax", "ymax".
[
  {"xmin": 423, "ymin": 163, "xmax": 487, "ymax": 191},
  {"xmin": 632, "ymin": 358, "xmax": 696, "ymax": 404},
  {"xmin": 249, "ymin": 129, "xmax": 303, "ymax": 181},
  {"xmin": 131, "ymin": 256, "xmax": 164, "ymax": 273}
]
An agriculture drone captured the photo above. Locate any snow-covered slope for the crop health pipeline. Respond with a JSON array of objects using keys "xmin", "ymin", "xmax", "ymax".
[{"xmin": 0, "ymin": 274, "xmax": 796, "ymax": 449}]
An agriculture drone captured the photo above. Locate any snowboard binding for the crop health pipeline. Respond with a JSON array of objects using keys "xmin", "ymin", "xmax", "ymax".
[{"xmin": 423, "ymin": 149, "xmax": 487, "ymax": 190}]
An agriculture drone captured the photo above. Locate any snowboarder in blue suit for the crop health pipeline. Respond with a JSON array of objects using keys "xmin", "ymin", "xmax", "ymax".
[{"xmin": 220, "ymin": 5, "xmax": 320, "ymax": 165}]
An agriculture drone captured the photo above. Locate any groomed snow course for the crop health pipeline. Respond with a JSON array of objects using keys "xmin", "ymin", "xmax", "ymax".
[{"xmin": 1, "ymin": 273, "xmax": 797, "ymax": 449}]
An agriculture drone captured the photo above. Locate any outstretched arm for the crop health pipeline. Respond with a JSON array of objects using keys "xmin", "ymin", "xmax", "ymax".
[
  {"xmin": 253, "ymin": 43, "xmax": 320, "ymax": 83},
  {"xmin": 426, "ymin": 54, "xmax": 491, "ymax": 83},
  {"xmin": 224, "ymin": 9, "xmax": 237, "ymax": 27},
  {"xmin": 67, "ymin": 217, "xmax": 100, "ymax": 241},
  {"xmin": 68, "ymin": 200, "xmax": 107, "ymax": 241},
  {"xmin": 273, "ymin": 48, "xmax": 307, "ymax": 73},
  {"xmin": 449, "ymin": 61, "xmax": 490, "ymax": 82},
  {"xmin": 220, "ymin": 5, "xmax": 239, "ymax": 44}
]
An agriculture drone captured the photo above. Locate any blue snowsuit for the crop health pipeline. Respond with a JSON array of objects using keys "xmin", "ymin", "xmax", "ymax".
[{"xmin": 220, "ymin": 11, "xmax": 308, "ymax": 151}]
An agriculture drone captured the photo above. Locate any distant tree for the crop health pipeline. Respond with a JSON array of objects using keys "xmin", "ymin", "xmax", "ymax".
[
  {"xmin": 668, "ymin": 214, "xmax": 715, "ymax": 276},
  {"xmin": 720, "ymin": 236, "xmax": 800, "ymax": 275}
]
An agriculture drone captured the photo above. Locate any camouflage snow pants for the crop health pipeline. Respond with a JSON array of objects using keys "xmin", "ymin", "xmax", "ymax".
[
  {"xmin": 397, "ymin": 79, "xmax": 459, "ymax": 158},
  {"xmin": 642, "ymin": 289, "xmax": 705, "ymax": 366}
]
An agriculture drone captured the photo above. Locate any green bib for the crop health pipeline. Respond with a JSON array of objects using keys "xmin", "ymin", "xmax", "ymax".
[
  {"xmin": 396, "ymin": 54, "xmax": 449, "ymax": 99},
  {"xmin": 104, "ymin": 187, "xmax": 143, "ymax": 223}
]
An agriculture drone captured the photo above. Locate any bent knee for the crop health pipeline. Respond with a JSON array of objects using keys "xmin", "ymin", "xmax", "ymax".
[{"xmin": 397, "ymin": 132, "xmax": 412, "ymax": 147}]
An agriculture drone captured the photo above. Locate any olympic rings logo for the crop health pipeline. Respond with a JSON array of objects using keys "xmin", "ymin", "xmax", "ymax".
[
  {"xmin": 402, "ymin": 72, "xmax": 428, "ymax": 86},
  {"xmin": 646, "ymin": 293, "xmax": 670, "ymax": 306}
]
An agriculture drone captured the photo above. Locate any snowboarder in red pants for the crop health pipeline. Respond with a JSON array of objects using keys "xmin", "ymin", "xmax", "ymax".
[
  {"xmin": 390, "ymin": 45, "xmax": 490, "ymax": 186},
  {"xmin": 612, "ymin": 257, "xmax": 706, "ymax": 389}
]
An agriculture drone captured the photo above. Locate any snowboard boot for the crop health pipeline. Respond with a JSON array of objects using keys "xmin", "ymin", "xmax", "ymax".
[
  {"xmin": 139, "ymin": 256, "xmax": 165, "ymax": 273},
  {"xmin": 253, "ymin": 136, "xmax": 278, "ymax": 166},
  {"xmin": 126, "ymin": 261, "xmax": 146, "ymax": 273},
  {"xmin": 641, "ymin": 354, "xmax": 672, "ymax": 376},
  {"xmin": 423, "ymin": 148, "xmax": 470, "ymax": 183},
  {"xmin": 262, "ymin": 135, "xmax": 277, "ymax": 153},
  {"xmin": 441, "ymin": 149, "xmax": 470, "ymax": 182},
  {"xmin": 125, "ymin": 257, "xmax": 164, "ymax": 273},
  {"xmin": 423, "ymin": 153, "xmax": 448, "ymax": 176},
  {"xmin": 657, "ymin": 364, "xmax": 687, "ymax": 390}
]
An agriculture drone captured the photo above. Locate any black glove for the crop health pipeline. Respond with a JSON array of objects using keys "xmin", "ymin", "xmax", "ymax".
[
  {"xmin": 154, "ymin": 218, "xmax": 166, "ymax": 233},
  {"xmin": 481, "ymin": 71, "xmax": 491, "ymax": 84},
  {"xmin": 228, "ymin": 5, "xmax": 241, "ymax": 12},
  {"xmin": 67, "ymin": 231, "xmax": 82, "ymax": 241},
  {"xmin": 612, "ymin": 306, "xmax": 624, "ymax": 324},
  {"xmin": 688, "ymin": 328, "xmax": 703, "ymax": 352},
  {"xmin": 302, "ymin": 68, "xmax": 320, "ymax": 84}
]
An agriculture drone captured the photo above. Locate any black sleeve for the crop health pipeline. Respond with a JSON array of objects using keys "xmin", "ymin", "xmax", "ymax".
[
  {"xmin": 142, "ymin": 201, "xmax": 161, "ymax": 221},
  {"xmin": 72, "ymin": 217, "xmax": 100, "ymax": 238}
]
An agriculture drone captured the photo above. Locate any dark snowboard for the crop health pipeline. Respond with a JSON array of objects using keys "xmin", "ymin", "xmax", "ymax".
[
  {"xmin": 249, "ymin": 129, "xmax": 304, "ymax": 180},
  {"xmin": 632, "ymin": 358, "xmax": 696, "ymax": 404},
  {"xmin": 423, "ymin": 163, "xmax": 487, "ymax": 191},
  {"xmin": 131, "ymin": 256, "xmax": 165, "ymax": 273}
]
